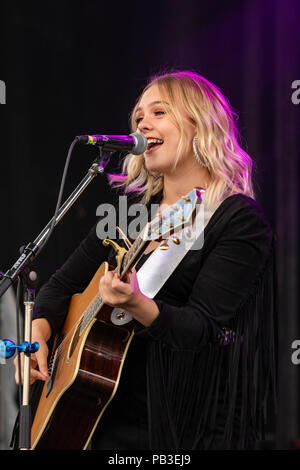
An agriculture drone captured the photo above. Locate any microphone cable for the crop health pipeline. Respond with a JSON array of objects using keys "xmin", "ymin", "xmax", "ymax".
[{"xmin": 35, "ymin": 138, "xmax": 78, "ymax": 257}]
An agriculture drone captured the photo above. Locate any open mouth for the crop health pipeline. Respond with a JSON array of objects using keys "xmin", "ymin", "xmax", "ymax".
[{"xmin": 145, "ymin": 137, "xmax": 164, "ymax": 153}]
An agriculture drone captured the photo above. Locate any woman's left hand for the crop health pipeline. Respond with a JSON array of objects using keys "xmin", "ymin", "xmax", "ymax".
[
  {"xmin": 99, "ymin": 268, "xmax": 142, "ymax": 311},
  {"xmin": 99, "ymin": 268, "xmax": 159, "ymax": 327}
]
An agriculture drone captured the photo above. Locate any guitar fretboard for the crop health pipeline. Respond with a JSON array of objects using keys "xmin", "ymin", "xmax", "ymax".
[
  {"xmin": 120, "ymin": 231, "xmax": 149, "ymax": 276},
  {"xmin": 79, "ymin": 294, "xmax": 103, "ymax": 335}
]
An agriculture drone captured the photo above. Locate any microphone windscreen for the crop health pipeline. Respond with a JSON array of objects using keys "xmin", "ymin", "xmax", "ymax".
[{"xmin": 130, "ymin": 132, "xmax": 148, "ymax": 155}]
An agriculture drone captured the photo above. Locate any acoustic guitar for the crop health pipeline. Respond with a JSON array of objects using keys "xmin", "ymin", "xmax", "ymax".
[{"xmin": 30, "ymin": 188, "xmax": 203, "ymax": 449}]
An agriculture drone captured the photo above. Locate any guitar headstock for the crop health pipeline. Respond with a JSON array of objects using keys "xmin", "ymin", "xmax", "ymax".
[{"xmin": 143, "ymin": 187, "xmax": 205, "ymax": 241}]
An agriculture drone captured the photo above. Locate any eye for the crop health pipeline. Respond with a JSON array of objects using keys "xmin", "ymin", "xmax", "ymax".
[
  {"xmin": 154, "ymin": 110, "xmax": 165, "ymax": 116},
  {"xmin": 135, "ymin": 109, "xmax": 166, "ymax": 125}
]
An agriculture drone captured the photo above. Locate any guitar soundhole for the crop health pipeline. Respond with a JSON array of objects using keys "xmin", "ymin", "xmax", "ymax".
[{"xmin": 68, "ymin": 319, "xmax": 83, "ymax": 360}]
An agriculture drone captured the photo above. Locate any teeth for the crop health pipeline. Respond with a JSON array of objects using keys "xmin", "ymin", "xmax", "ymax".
[{"xmin": 147, "ymin": 138, "xmax": 163, "ymax": 146}]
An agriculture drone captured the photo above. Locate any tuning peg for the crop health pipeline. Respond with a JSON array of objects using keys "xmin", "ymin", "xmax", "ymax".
[
  {"xmin": 171, "ymin": 237, "xmax": 180, "ymax": 245},
  {"xmin": 181, "ymin": 196, "xmax": 191, "ymax": 202},
  {"xmin": 159, "ymin": 240, "xmax": 169, "ymax": 250}
]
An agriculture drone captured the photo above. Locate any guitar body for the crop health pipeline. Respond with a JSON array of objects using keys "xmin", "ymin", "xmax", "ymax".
[{"xmin": 30, "ymin": 262, "xmax": 135, "ymax": 450}]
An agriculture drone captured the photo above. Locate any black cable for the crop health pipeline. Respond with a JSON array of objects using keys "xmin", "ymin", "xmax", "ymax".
[{"xmin": 34, "ymin": 138, "xmax": 78, "ymax": 257}]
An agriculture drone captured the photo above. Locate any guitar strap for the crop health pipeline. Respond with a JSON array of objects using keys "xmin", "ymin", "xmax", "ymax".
[{"xmin": 111, "ymin": 192, "xmax": 221, "ymax": 326}]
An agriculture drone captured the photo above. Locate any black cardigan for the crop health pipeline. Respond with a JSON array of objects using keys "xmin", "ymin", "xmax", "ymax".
[{"xmin": 32, "ymin": 192, "xmax": 277, "ymax": 450}]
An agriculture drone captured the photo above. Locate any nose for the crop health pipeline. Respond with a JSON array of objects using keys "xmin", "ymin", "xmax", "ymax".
[{"xmin": 137, "ymin": 114, "xmax": 154, "ymax": 133}]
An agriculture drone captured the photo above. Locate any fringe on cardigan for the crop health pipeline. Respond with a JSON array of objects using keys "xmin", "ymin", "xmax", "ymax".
[{"xmin": 145, "ymin": 243, "xmax": 278, "ymax": 450}]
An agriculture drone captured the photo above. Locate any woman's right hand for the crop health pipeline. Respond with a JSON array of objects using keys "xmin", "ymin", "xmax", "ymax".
[{"xmin": 13, "ymin": 318, "xmax": 51, "ymax": 385}]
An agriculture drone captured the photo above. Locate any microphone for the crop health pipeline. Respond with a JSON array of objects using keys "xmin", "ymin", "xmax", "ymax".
[{"xmin": 76, "ymin": 132, "xmax": 147, "ymax": 155}]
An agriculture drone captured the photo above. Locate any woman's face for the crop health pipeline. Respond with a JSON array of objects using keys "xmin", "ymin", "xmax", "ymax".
[{"xmin": 135, "ymin": 84, "xmax": 195, "ymax": 175}]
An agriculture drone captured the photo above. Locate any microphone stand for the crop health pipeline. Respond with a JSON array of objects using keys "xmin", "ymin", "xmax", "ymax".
[
  {"xmin": 18, "ymin": 266, "xmax": 38, "ymax": 450},
  {"xmin": 0, "ymin": 148, "xmax": 111, "ymax": 449},
  {"xmin": 0, "ymin": 157, "xmax": 108, "ymax": 299}
]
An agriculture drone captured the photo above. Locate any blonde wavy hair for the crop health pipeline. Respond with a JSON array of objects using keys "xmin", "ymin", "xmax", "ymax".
[{"xmin": 108, "ymin": 70, "xmax": 255, "ymax": 209}]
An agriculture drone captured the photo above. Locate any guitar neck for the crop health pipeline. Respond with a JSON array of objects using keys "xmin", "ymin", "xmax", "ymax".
[
  {"xmin": 119, "ymin": 232, "xmax": 150, "ymax": 278},
  {"xmin": 113, "ymin": 187, "xmax": 206, "ymax": 280}
]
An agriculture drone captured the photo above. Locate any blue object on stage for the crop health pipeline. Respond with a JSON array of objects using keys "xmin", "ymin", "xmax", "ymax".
[{"xmin": 0, "ymin": 339, "xmax": 39, "ymax": 359}]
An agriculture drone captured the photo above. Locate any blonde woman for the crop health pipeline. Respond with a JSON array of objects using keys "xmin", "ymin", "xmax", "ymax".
[{"xmin": 14, "ymin": 70, "xmax": 277, "ymax": 450}]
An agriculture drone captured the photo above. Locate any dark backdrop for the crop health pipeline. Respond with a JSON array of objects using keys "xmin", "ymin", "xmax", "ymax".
[{"xmin": 0, "ymin": 0, "xmax": 299, "ymax": 450}]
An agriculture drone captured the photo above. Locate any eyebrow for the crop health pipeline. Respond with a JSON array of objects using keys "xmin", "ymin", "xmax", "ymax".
[{"xmin": 135, "ymin": 100, "xmax": 169, "ymax": 113}]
